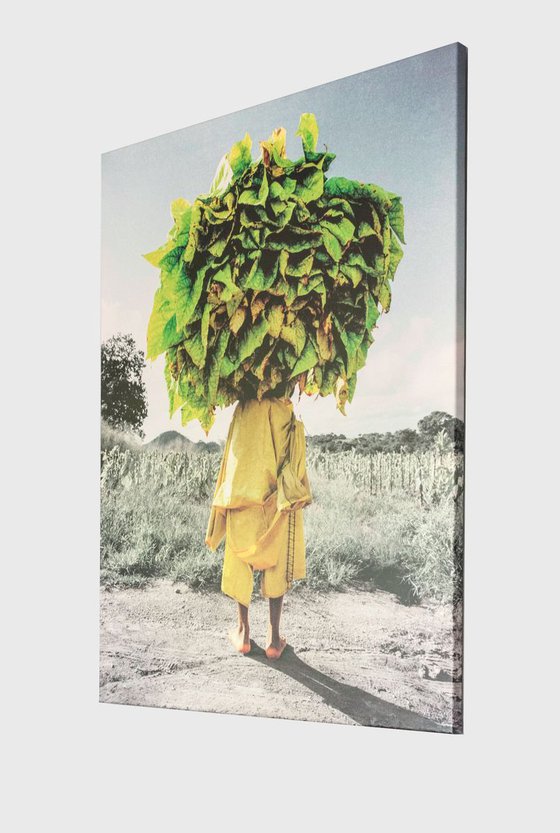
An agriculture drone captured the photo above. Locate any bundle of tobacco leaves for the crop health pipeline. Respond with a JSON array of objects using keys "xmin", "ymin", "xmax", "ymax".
[{"xmin": 145, "ymin": 114, "xmax": 405, "ymax": 432}]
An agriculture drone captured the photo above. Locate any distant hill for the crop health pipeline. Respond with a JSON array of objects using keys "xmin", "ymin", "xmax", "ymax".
[{"xmin": 143, "ymin": 430, "xmax": 221, "ymax": 454}]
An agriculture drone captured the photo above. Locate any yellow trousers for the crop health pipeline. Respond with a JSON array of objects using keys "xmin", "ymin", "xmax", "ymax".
[
  {"xmin": 206, "ymin": 397, "xmax": 312, "ymax": 608},
  {"xmin": 221, "ymin": 508, "xmax": 306, "ymax": 607}
]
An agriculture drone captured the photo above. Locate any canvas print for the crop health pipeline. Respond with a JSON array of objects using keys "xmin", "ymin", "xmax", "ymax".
[{"xmin": 100, "ymin": 42, "xmax": 466, "ymax": 732}]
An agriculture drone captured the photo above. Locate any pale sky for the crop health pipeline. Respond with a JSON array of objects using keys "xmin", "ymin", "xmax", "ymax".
[{"xmin": 102, "ymin": 44, "xmax": 465, "ymax": 443}]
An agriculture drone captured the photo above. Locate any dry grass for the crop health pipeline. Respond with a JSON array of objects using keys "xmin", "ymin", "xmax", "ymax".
[{"xmin": 101, "ymin": 460, "xmax": 462, "ymax": 603}]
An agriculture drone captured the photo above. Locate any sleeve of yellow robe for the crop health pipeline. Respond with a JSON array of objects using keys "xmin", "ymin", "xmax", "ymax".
[{"xmin": 205, "ymin": 397, "xmax": 312, "ymax": 605}]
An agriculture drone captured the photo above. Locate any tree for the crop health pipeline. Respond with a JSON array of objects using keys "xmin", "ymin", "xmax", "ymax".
[
  {"xmin": 393, "ymin": 428, "xmax": 420, "ymax": 452},
  {"xmin": 101, "ymin": 333, "xmax": 148, "ymax": 438},
  {"xmin": 417, "ymin": 411, "xmax": 464, "ymax": 451}
]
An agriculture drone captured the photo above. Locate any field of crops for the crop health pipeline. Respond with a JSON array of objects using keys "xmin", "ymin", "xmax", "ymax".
[
  {"xmin": 101, "ymin": 444, "xmax": 463, "ymax": 506},
  {"xmin": 101, "ymin": 446, "xmax": 219, "ymax": 498},
  {"xmin": 100, "ymin": 441, "xmax": 464, "ymax": 603}
]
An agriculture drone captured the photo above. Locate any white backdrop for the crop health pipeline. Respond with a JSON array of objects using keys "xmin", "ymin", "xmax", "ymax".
[{"xmin": 3, "ymin": 2, "xmax": 557, "ymax": 831}]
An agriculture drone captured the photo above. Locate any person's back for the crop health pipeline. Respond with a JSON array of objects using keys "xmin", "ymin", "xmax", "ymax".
[{"xmin": 205, "ymin": 395, "xmax": 312, "ymax": 658}]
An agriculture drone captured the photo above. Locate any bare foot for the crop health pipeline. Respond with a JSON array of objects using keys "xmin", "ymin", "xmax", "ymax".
[
  {"xmin": 228, "ymin": 625, "xmax": 251, "ymax": 654},
  {"xmin": 265, "ymin": 625, "xmax": 287, "ymax": 660}
]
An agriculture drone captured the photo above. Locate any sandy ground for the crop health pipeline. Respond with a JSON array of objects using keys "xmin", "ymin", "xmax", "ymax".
[{"xmin": 99, "ymin": 581, "xmax": 462, "ymax": 733}]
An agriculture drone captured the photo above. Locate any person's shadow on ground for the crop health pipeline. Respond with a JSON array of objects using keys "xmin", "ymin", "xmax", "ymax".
[{"xmin": 246, "ymin": 642, "xmax": 447, "ymax": 733}]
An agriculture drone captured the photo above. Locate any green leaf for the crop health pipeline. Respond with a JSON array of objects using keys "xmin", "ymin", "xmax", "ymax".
[
  {"xmin": 211, "ymin": 262, "xmax": 236, "ymax": 291},
  {"xmin": 357, "ymin": 220, "xmax": 375, "ymax": 239},
  {"xmin": 320, "ymin": 216, "xmax": 355, "ymax": 246},
  {"xmin": 244, "ymin": 254, "xmax": 278, "ymax": 291},
  {"xmin": 228, "ymin": 133, "xmax": 253, "ymax": 178},
  {"xmin": 183, "ymin": 203, "xmax": 203, "ymax": 265},
  {"xmin": 295, "ymin": 113, "xmax": 319, "ymax": 153},
  {"xmin": 297, "ymin": 275, "xmax": 325, "ymax": 298},
  {"xmin": 219, "ymin": 356, "xmax": 236, "ymax": 378},
  {"xmin": 184, "ymin": 330, "xmax": 206, "ymax": 368},
  {"xmin": 143, "ymin": 238, "xmax": 176, "ymax": 268},
  {"xmin": 208, "ymin": 330, "xmax": 230, "ymax": 399},
  {"xmin": 171, "ymin": 198, "xmax": 192, "ymax": 234},
  {"xmin": 278, "ymin": 250, "xmax": 289, "ymax": 277},
  {"xmin": 270, "ymin": 145, "xmax": 304, "ymax": 171},
  {"xmin": 365, "ymin": 292, "xmax": 380, "ymax": 330},
  {"xmin": 164, "ymin": 356, "xmax": 186, "ymax": 417},
  {"xmin": 276, "ymin": 345, "xmax": 297, "ymax": 370},
  {"xmin": 269, "ymin": 179, "xmax": 296, "ymax": 200},
  {"xmin": 286, "ymin": 253, "xmax": 314, "ymax": 278},
  {"xmin": 378, "ymin": 281, "xmax": 392, "ymax": 312},
  {"xmin": 357, "ymin": 332, "xmax": 371, "ymax": 371},
  {"xmin": 322, "ymin": 197, "xmax": 354, "ymax": 216},
  {"xmin": 238, "ymin": 172, "xmax": 269, "ymax": 206},
  {"xmin": 382, "ymin": 215, "xmax": 392, "ymax": 256},
  {"xmin": 289, "ymin": 337, "xmax": 318, "ymax": 378},
  {"xmin": 200, "ymin": 304, "xmax": 210, "ymax": 348},
  {"xmin": 333, "ymin": 316, "xmax": 362, "ymax": 376},
  {"xmin": 199, "ymin": 408, "xmax": 216, "ymax": 434},
  {"xmin": 324, "ymin": 176, "xmax": 392, "ymax": 211},
  {"xmin": 319, "ymin": 366, "xmax": 337, "ymax": 396},
  {"xmin": 159, "ymin": 246, "xmax": 183, "ymax": 271},
  {"xmin": 345, "ymin": 250, "xmax": 380, "ymax": 278},
  {"xmin": 213, "ymin": 263, "xmax": 242, "ymax": 303},
  {"xmin": 257, "ymin": 171, "xmax": 269, "ymax": 205},
  {"xmin": 179, "ymin": 382, "xmax": 208, "ymax": 427},
  {"xmin": 387, "ymin": 231, "xmax": 404, "ymax": 281},
  {"xmin": 208, "ymin": 153, "xmax": 234, "ymax": 197},
  {"xmin": 146, "ymin": 288, "xmax": 182, "ymax": 360},
  {"xmin": 271, "ymin": 201, "xmax": 296, "ymax": 227},
  {"xmin": 321, "ymin": 227, "xmax": 342, "ymax": 262},
  {"xmin": 204, "ymin": 192, "xmax": 235, "ymax": 223},
  {"xmin": 267, "ymin": 305, "xmax": 284, "ymax": 338},
  {"xmin": 339, "ymin": 264, "xmax": 363, "ymax": 288},
  {"xmin": 285, "ymin": 283, "xmax": 298, "ymax": 306},
  {"xmin": 304, "ymin": 151, "xmax": 336, "ymax": 172},
  {"xmin": 207, "ymin": 231, "xmax": 231, "ymax": 258},
  {"xmin": 228, "ymin": 314, "xmax": 269, "ymax": 372},
  {"xmin": 280, "ymin": 319, "xmax": 306, "ymax": 356},
  {"xmin": 160, "ymin": 264, "xmax": 204, "ymax": 331},
  {"xmin": 294, "ymin": 166, "xmax": 324, "ymax": 203},
  {"xmin": 387, "ymin": 193, "xmax": 406, "ymax": 244}
]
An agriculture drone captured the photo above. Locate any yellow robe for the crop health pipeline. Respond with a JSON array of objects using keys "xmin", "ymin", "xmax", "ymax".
[{"xmin": 205, "ymin": 397, "xmax": 312, "ymax": 607}]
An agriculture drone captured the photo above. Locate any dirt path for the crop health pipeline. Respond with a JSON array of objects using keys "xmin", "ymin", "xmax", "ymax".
[{"xmin": 99, "ymin": 581, "xmax": 462, "ymax": 732}]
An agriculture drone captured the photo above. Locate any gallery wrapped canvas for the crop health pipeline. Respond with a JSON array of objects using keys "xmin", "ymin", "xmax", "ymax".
[{"xmin": 100, "ymin": 42, "xmax": 466, "ymax": 733}]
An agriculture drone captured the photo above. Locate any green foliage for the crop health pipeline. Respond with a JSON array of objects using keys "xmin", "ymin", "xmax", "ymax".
[
  {"xmin": 295, "ymin": 112, "xmax": 319, "ymax": 153},
  {"xmin": 101, "ymin": 334, "xmax": 148, "ymax": 438},
  {"xmin": 144, "ymin": 114, "xmax": 405, "ymax": 431},
  {"xmin": 417, "ymin": 411, "xmax": 465, "ymax": 450}
]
